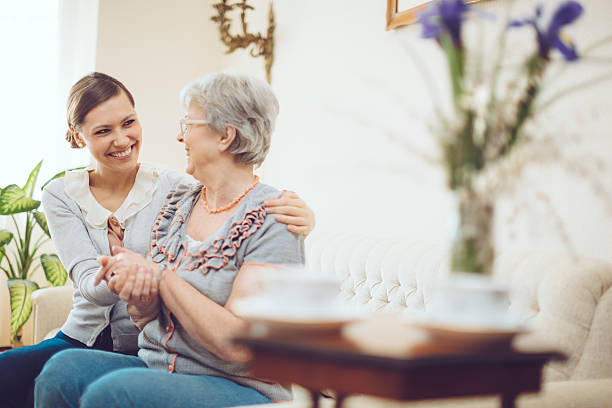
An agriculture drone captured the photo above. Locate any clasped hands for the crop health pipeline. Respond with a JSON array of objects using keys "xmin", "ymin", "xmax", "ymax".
[{"xmin": 95, "ymin": 247, "xmax": 160, "ymax": 311}]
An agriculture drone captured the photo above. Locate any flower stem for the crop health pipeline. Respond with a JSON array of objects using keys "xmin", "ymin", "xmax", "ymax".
[
  {"xmin": 441, "ymin": 32, "xmax": 465, "ymax": 110},
  {"xmin": 502, "ymin": 54, "xmax": 546, "ymax": 155}
]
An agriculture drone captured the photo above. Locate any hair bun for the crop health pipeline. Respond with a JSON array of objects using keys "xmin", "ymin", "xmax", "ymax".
[{"xmin": 66, "ymin": 128, "xmax": 80, "ymax": 148}]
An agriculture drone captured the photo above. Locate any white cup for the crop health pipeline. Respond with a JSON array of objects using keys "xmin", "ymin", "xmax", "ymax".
[
  {"xmin": 427, "ymin": 273, "xmax": 513, "ymax": 328},
  {"xmin": 263, "ymin": 268, "xmax": 340, "ymax": 310}
]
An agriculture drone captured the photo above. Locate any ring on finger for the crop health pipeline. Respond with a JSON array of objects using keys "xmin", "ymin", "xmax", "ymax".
[{"xmin": 139, "ymin": 295, "xmax": 151, "ymax": 303}]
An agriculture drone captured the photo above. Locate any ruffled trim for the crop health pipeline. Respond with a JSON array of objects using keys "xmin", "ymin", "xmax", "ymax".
[
  {"xmin": 64, "ymin": 162, "xmax": 161, "ymax": 230},
  {"xmin": 150, "ymin": 184, "xmax": 267, "ymax": 274}
]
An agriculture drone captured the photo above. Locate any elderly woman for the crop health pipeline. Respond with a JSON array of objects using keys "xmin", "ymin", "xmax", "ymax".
[{"xmin": 34, "ymin": 73, "xmax": 304, "ymax": 408}]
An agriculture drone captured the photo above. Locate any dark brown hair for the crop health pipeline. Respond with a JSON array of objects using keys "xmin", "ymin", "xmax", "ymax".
[{"xmin": 65, "ymin": 72, "xmax": 135, "ymax": 148}]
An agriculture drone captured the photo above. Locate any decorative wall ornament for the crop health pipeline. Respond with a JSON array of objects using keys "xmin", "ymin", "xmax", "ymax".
[{"xmin": 211, "ymin": 0, "xmax": 275, "ymax": 83}]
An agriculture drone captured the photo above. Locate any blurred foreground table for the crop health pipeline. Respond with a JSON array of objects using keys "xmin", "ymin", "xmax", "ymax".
[{"xmin": 237, "ymin": 327, "xmax": 564, "ymax": 408}]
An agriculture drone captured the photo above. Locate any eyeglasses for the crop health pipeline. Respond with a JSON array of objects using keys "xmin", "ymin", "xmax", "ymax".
[{"xmin": 179, "ymin": 118, "xmax": 211, "ymax": 135}]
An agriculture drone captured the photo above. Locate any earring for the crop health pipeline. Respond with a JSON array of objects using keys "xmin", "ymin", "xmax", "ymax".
[
  {"xmin": 70, "ymin": 126, "xmax": 85, "ymax": 148},
  {"xmin": 74, "ymin": 133, "xmax": 85, "ymax": 148}
]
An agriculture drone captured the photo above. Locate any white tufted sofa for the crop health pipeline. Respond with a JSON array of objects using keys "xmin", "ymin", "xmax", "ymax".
[
  {"xmin": 32, "ymin": 233, "xmax": 612, "ymax": 407},
  {"xmin": 243, "ymin": 233, "xmax": 612, "ymax": 408}
]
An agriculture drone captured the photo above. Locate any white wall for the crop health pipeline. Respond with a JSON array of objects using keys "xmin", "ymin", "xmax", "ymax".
[
  {"xmin": 261, "ymin": 0, "xmax": 612, "ymax": 261},
  {"xmin": 95, "ymin": 0, "xmax": 227, "ymax": 173},
  {"xmin": 263, "ymin": 1, "xmax": 450, "ymax": 240}
]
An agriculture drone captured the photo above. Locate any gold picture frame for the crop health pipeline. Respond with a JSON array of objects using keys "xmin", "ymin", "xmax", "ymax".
[{"xmin": 386, "ymin": 0, "xmax": 489, "ymax": 30}]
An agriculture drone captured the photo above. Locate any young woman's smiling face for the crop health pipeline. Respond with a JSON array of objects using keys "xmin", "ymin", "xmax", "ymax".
[{"xmin": 77, "ymin": 91, "xmax": 142, "ymax": 172}]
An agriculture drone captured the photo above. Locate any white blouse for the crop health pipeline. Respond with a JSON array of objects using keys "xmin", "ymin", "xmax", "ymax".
[{"xmin": 63, "ymin": 162, "xmax": 161, "ymax": 230}]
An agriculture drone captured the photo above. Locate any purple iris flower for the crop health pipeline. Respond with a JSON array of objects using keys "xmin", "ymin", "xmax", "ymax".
[
  {"xmin": 418, "ymin": 0, "xmax": 471, "ymax": 47},
  {"xmin": 509, "ymin": 1, "xmax": 583, "ymax": 61}
]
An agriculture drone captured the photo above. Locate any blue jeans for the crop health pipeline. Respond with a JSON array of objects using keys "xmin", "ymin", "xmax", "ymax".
[
  {"xmin": 0, "ymin": 328, "xmax": 115, "ymax": 408},
  {"xmin": 35, "ymin": 349, "xmax": 273, "ymax": 408}
]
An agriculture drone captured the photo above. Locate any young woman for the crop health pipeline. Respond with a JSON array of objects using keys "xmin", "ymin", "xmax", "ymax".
[{"xmin": 0, "ymin": 72, "xmax": 314, "ymax": 408}]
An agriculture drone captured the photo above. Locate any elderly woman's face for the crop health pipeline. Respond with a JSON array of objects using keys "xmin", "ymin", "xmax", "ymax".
[{"xmin": 177, "ymin": 103, "xmax": 221, "ymax": 179}]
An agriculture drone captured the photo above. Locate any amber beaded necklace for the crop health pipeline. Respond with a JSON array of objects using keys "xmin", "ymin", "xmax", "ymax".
[{"xmin": 200, "ymin": 175, "xmax": 260, "ymax": 214}]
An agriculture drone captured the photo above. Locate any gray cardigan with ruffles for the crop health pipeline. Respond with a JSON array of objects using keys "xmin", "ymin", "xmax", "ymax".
[{"xmin": 140, "ymin": 181, "xmax": 305, "ymax": 401}]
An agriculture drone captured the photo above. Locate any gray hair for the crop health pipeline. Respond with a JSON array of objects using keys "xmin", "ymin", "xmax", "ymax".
[{"xmin": 180, "ymin": 72, "xmax": 279, "ymax": 167}]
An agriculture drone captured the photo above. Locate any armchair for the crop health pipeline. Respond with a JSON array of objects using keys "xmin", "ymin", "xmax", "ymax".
[{"xmin": 31, "ymin": 286, "xmax": 73, "ymax": 344}]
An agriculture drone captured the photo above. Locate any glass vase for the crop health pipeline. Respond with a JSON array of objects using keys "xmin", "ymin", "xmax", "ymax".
[{"xmin": 449, "ymin": 188, "xmax": 495, "ymax": 275}]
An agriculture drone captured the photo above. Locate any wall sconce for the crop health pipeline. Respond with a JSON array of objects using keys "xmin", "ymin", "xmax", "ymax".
[{"xmin": 211, "ymin": 0, "xmax": 275, "ymax": 83}]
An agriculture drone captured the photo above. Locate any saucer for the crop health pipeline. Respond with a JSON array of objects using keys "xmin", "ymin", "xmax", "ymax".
[
  {"xmin": 233, "ymin": 296, "xmax": 366, "ymax": 334},
  {"xmin": 403, "ymin": 313, "xmax": 531, "ymax": 348},
  {"xmin": 411, "ymin": 321, "xmax": 528, "ymax": 346}
]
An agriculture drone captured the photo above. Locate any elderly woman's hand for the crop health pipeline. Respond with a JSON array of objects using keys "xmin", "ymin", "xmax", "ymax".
[
  {"xmin": 114, "ymin": 264, "xmax": 161, "ymax": 330},
  {"xmin": 95, "ymin": 247, "xmax": 156, "ymax": 286},
  {"xmin": 95, "ymin": 247, "xmax": 162, "ymax": 313},
  {"xmin": 264, "ymin": 190, "xmax": 315, "ymax": 236},
  {"xmin": 106, "ymin": 264, "xmax": 158, "ymax": 302}
]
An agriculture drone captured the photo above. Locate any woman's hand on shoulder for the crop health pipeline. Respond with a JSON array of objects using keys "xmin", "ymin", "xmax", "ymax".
[{"xmin": 264, "ymin": 190, "xmax": 315, "ymax": 237}]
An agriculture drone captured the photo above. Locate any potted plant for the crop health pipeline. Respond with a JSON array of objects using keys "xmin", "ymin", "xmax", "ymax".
[
  {"xmin": 416, "ymin": 0, "xmax": 588, "ymax": 275},
  {"xmin": 0, "ymin": 161, "xmax": 67, "ymax": 347},
  {"xmin": 411, "ymin": 0, "xmax": 608, "ymax": 326}
]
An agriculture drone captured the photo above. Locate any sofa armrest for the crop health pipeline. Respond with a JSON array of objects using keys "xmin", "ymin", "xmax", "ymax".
[
  {"xmin": 519, "ymin": 378, "xmax": 612, "ymax": 408},
  {"xmin": 31, "ymin": 286, "xmax": 73, "ymax": 344}
]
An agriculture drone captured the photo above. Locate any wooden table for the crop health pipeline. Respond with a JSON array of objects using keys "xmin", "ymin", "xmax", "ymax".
[{"xmin": 237, "ymin": 331, "xmax": 564, "ymax": 408}]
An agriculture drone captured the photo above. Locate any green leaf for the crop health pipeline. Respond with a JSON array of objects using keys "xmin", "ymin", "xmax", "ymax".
[
  {"xmin": 0, "ymin": 229, "xmax": 12, "ymax": 247},
  {"xmin": 40, "ymin": 254, "xmax": 67, "ymax": 287},
  {"xmin": 0, "ymin": 185, "xmax": 41, "ymax": 215},
  {"xmin": 23, "ymin": 161, "xmax": 43, "ymax": 198},
  {"xmin": 7, "ymin": 279, "xmax": 39, "ymax": 341},
  {"xmin": 40, "ymin": 166, "xmax": 87, "ymax": 191},
  {"xmin": 0, "ymin": 229, "xmax": 13, "ymax": 265},
  {"xmin": 33, "ymin": 211, "xmax": 50, "ymax": 238}
]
